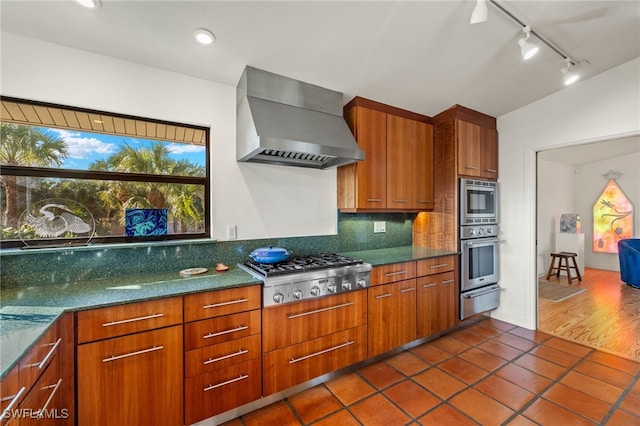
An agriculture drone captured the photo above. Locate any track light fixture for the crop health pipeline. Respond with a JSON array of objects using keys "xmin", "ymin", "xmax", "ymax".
[
  {"xmin": 518, "ymin": 26, "xmax": 539, "ymax": 60},
  {"xmin": 471, "ymin": 0, "xmax": 583, "ymax": 86},
  {"xmin": 561, "ymin": 59, "xmax": 580, "ymax": 85},
  {"xmin": 470, "ymin": 0, "xmax": 488, "ymax": 24}
]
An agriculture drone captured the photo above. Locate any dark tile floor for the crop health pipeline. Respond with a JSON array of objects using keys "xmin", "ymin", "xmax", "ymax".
[{"xmin": 223, "ymin": 318, "xmax": 640, "ymax": 425}]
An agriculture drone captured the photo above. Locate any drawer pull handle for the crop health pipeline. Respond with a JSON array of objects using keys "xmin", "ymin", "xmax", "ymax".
[
  {"xmin": 1, "ymin": 386, "xmax": 26, "ymax": 421},
  {"xmin": 422, "ymin": 283, "xmax": 436, "ymax": 288},
  {"xmin": 400, "ymin": 287, "xmax": 416, "ymax": 293},
  {"xmin": 204, "ymin": 374, "xmax": 248, "ymax": 391},
  {"xmin": 288, "ymin": 302, "xmax": 354, "ymax": 319},
  {"xmin": 203, "ymin": 325, "xmax": 249, "ymax": 339},
  {"xmin": 442, "ymin": 279, "xmax": 455, "ymax": 284},
  {"xmin": 40, "ymin": 378, "xmax": 63, "ymax": 414},
  {"xmin": 31, "ymin": 338, "xmax": 62, "ymax": 370},
  {"xmin": 393, "ymin": 199, "xmax": 408, "ymax": 203},
  {"xmin": 203, "ymin": 298, "xmax": 248, "ymax": 309},
  {"xmin": 375, "ymin": 293, "xmax": 393, "ymax": 299},
  {"xmin": 417, "ymin": 200, "xmax": 432, "ymax": 203},
  {"xmin": 466, "ymin": 166, "xmax": 479, "ymax": 170},
  {"xmin": 102, "ymin": 313, "xmax": 164, "ymax": 327},
  {"xmin": 204, "ymin": 349, "xmax": 249, "ymax": 365},
  {"xmin": 366, "ymin": 198, "xmax": 382, "ymax": 202},
  {"xmin": 385, "ymin": 270, "xmax": 407, "ymax": 277},
  {"xmin": 289, "ymin": 341, "xmax": 355, "ymax": 364},
  {"xmin": 430, "ymin": 263, "xmax": 447, "ymax": 269},
  {"xmin": 102, "ymin": 345, "xmax": 163, "ymax": 362},
  {"xmin": 485, "ymin": 169, "xmax": 497, "ymax": 173}
]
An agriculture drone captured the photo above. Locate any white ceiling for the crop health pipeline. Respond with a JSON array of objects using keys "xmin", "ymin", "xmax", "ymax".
[
  {"xmin": 1, "ymin": 0, "xmax": 639, "ymax": 119},
  {"xmin": 538, "ymin": 136, "xmax": 640, "ymax": 166}
]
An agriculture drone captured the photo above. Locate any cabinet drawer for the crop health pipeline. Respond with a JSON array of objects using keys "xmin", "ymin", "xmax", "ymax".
[
  {"xmin": 185, "ymin": 334, "xmax": 261, "ymax": 377},
  {"xmin": 77, "ymin": 296, "xmax": 182, "ymax": 343},
  {"xmin": 262, "ymin": 290, "xmax": 367, "ymax": 353},
  {"xmin": 0, "ymin": 365, "xmax": 23, "ymax": 426},
  {"xmin": 371, "ymin": 261, "xmax": 416, "ymax": 285},
  {"xmin": 18, "ymin": 323, "xmax": 63, "ymax": 392},
  {"xmin": 185, "ymin": 358, "xmax": 261, "ymax": 425},
  {"xmin": 416, "ymin": 255, "xmax": 456, "ymax": 276},
  {"xmin": 19, "ymin": 361, "xmax": 66, "ymax": 426},
  {"xmin": 263, "ymin": 325, "xmax": 367, "ymax": 395},
  {"xmin": 184, "ymin": 286, "xmax": 261, "ymax": 322},
  {"xmin": 184, "ymin": 310, "xmax": 260, "ymax": 350}
]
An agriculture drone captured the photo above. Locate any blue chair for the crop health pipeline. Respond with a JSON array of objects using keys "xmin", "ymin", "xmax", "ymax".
[{"xmin": 618, "ymin": 239, "xmax": 640, "ymax": 288}]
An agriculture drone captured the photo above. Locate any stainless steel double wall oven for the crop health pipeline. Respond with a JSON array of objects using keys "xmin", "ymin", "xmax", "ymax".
[{"xmin": 459, "ymin": 178, "xmax": 501, "ymax": 319}]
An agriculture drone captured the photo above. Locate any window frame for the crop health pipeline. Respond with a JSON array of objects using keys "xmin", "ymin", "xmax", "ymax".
[{"xmin": 0, "ymin": 97, "xmax": 210, "ymax": 248}]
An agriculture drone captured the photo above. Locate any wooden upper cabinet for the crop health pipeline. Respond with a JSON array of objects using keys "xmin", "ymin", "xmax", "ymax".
[
  {"xmin": 456, "ymin": 119, "xmax": 498, "ymax": 180},
  {"xmin": 339, "ymin": 106, "xmax": 387, "ymax": 210},
  {"xmin": 338, "ymin": 97, "xmax": 434, "ymax": 212}
]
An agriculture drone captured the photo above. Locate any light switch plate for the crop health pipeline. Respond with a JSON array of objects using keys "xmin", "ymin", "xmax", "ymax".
[
  {"xmin": 374, "ymin": 221, "xmax": 386, "ymax": 233},
  {"xmin": 227, "ymin": 225, "xmax": 237, "ymax": 240}
]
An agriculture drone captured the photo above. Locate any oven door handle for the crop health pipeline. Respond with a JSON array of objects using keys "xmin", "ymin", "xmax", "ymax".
[
  {"xmin": 462, "ymin": 285, "xmax": 501, "ymax": 298},
  {"xmin": 462, "ymin": 237, "xmax": 500, "ymax": 247}
]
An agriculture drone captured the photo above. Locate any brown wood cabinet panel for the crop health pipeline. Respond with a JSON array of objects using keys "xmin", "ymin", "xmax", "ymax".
[
  {"xmin": 184, "ymin": 309, "xmax": 261, "ymax": 350},
  {"xmin": 339, "ymin": 106, "xmax": 387, "ymax": 210},
  {"xmin": 414, "ymin": 121, "xmax": 434, "ymax": 210},
  {"xmin": 77, "ymin": 325, "xmax": 183, "ymax": 426},
  {"xmin": 18, "ymin": 359, "xmax": 68, "ymax": 426},
  {"xmin": 416, "ymin": 255, "xmax": 456, "ymax": 277},
  {"xmin": 18, "ymin": 322, "xmax": 63, "ymax": 393},
  {"xmin": 370, "ymin": 261, "xmax": 416, "ymax": 285},
  {"xmin": 0, "ymin": 365, "xmax": 22, "ymax": 426},
  {"xmin": 416, "ymin": 272, "xmax": 457, "ymax": 338},
  {"xmin": 185, "ymin": 334, "xmax": 261, "ymax": 378},
  {"xmin": 185, "ymin": 358, "xmax": 261, "ymax": 425},
  {"xmin": 457, "ymin": 120, "xmax": 481, "ymax": 177},
  {"xmin": 263, "ymin": 325, "xmax": 367, "ymax": 395},
  {"xmin": 183, "ymin": 285, "xmax": 261, "ymax": 322},
  {"xmin": 367, "ymin": 280, "xmax": 417, "ymax": 357},
  {"xmin": 480, "ymin": 126, "xmax": 498, "ymax": 179},
  {"xmin": 262, "ymin": 290, "xmax": 367, "ymax": 353},
  {"xmin": 76, "ymin": 296, "xmax": 182, "ymax": 343},
  {"xmin": 387, "ymin": 114, "xmax": 415, "ymax": 209}
]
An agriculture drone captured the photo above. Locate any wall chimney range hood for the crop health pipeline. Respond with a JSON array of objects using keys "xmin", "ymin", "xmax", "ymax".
[{"xmin": 236, "ymin": 66, "xmax": 364, "ymax": 169}]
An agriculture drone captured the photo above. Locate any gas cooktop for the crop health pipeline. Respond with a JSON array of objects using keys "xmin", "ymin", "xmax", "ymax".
[{"xmin": 240, "ymin": 253, "xmax": 365, "ymax": 277}]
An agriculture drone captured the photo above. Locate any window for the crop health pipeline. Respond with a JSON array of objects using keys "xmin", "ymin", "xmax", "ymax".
[{"xmin": 1, "ymin": 97, "xmax": 209, "ymax": 248}]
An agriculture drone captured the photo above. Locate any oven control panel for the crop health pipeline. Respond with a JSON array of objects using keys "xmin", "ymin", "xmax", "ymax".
[{"xmin": 460, "ymin": 224, "xmax": 499, "ymax": 240}]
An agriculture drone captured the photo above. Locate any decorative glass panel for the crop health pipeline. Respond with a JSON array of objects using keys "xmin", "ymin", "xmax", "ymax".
[{"xmin": 593, "ymin": 179, "xmax": 634, "ymax": 253}]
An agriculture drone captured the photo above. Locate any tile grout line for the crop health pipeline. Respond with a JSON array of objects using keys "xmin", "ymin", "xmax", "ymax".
[{"xmin": 598, "ymin": 370, "xmax": 640, "ymax": 425}]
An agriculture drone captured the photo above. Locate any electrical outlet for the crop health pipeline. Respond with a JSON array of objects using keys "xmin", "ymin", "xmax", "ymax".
[
  {"xmin": 374, "ymin": 221, "xmax": 386, "ymax": 233},
  {"xmin": 227, "ymin": 225, "xmax": 237, "ymax": 240}
]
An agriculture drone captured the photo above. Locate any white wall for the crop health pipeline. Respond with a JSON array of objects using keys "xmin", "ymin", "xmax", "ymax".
[
  {"xmin": 0, "ymin": 32, "xmax": 338, "ymax": 241},
  {"xmin": 575, "ymin": 152, "xmax": 640, "ymax": 270},
  {"xmin": 536, "ymin": 159, "xmax": 575, "ymax": 275},
  {"xmin": 496, "ymin": 57, "xmax": 640, "ymax": 329}
]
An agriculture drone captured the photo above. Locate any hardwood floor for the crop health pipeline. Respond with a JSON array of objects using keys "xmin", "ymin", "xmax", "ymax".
[{"xmin": 538, "ymin": 267, "xmax": 640, "ymax": 361}]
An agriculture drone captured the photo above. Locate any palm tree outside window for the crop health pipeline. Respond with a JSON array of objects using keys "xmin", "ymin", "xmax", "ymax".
[{"xmin": 0, "ymin": 97, "xmax": 209, "ymax": 248}]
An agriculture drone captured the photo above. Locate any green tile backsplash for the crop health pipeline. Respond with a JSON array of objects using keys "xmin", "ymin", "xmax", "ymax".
[{"xmin": 1, "ymin": 213, "xmax": 414, "ymax": 288}]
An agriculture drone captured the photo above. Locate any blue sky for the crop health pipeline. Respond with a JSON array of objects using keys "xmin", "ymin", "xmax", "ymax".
[{"xmin": 43, "ymin": 128, "xmax": 206, "ymax": 170}]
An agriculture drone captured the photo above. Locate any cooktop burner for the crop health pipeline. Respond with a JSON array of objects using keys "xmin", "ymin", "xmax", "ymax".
[{"xmin": 241, "ymin": 253, "xmax": 364, "ymax": 277}]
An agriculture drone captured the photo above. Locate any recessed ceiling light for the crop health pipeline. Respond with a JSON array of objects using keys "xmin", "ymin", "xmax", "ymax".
[
  {"xmin": 75, "ymin": 0, "xmax": 101, "ymax": 9},
  {"xmin": 193, "ymin": 28, "xmax": 215, "ymax": 45}
]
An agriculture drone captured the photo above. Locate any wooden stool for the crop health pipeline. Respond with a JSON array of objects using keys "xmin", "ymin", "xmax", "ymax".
[{"xmin": 546, "ymin": 251, "xmax": 582, "ymax": 284}]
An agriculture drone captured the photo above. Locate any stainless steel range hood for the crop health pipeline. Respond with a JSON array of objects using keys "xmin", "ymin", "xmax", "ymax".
[{"xmin": 236, "ymin": 66, "xmax": 364, "ymax": 169}]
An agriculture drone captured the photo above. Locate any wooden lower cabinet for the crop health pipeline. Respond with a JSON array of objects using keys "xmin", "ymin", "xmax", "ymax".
[
  {"xmin": 263, "ymin": 325, "xmax": 367, "ymax": 395},
  {"xmin": 185, "ymin": 358, "xmax": 261, "ymax": 425},
  {"xmin": 367, "ymin": 280, "xmax": 416, "ymax": 357},
  {"xmin": 417, "ymin": 271, "xmax": 457, "ymax": 337},
  {"xmin": 18, "ymin": 359, "xmax": 67, "ymax": 426},
  {"xmin": 77, "ymin": 325, "xmax": 183, "ymax": 426}
]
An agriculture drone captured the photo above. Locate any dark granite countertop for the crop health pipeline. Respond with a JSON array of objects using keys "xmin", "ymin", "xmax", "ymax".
[{"xmin": 0, "ymin": 245, "xmax": 456, "ymax": 378}]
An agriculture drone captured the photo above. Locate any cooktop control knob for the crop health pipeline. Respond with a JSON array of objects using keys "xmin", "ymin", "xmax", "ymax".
[
  {"xmin": 273, "ymin": 293, "xmax": 285, "ymax": 304},
  {"xmin": 327, "ymin": 284, "xmax": 337, "ymax": 293},
  {"xmin": 356, "ymin": 279, "xmax": 366, "ymax": 288},
  {"xmin": 293, "ymin": 289, "xmax": 303, "ymax": 300},
  {"xmin": 310, "ymin": 286, "xmax": 320, "ymax": 296},
  {"xmin": 342, "ymin": 281, "xmax": 352, "ymax": 291}
]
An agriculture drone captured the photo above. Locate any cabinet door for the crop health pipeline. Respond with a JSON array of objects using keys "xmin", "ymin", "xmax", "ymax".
[
  {"xmin": 367, "ymin": 280, "xmax": 416, "ymax": 357},
  {"xmin": 18, "ymin": 359, "xmax": 68, "ymax": 426},
  {"xmin": 480, "ymin": 126, "xmax": 498, "ymax": 179},
  {"xmin": 77, "ymin": 325, "xmax": 183, "ymax": 426},
  {"xmin": 456, "ymin": 120, "xmax": 481, "ymax": 177},
  {"xmin": 417, "ymin": 272, "xmax": 457, "ymax": 338},
  {"xmin": 439, "ymin": 273, "xmax": 459, "ymax": 331},
  {"xmin": 413, "ymin": 122, "xmax": 434, "ymax": 210},
  {"xmin": 386, "ymin": 115, "xmax": 415, "ymax": 209},
  {"xmin": 350, "ymin": 106, "xmax": 387, "ymax": 209}
]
